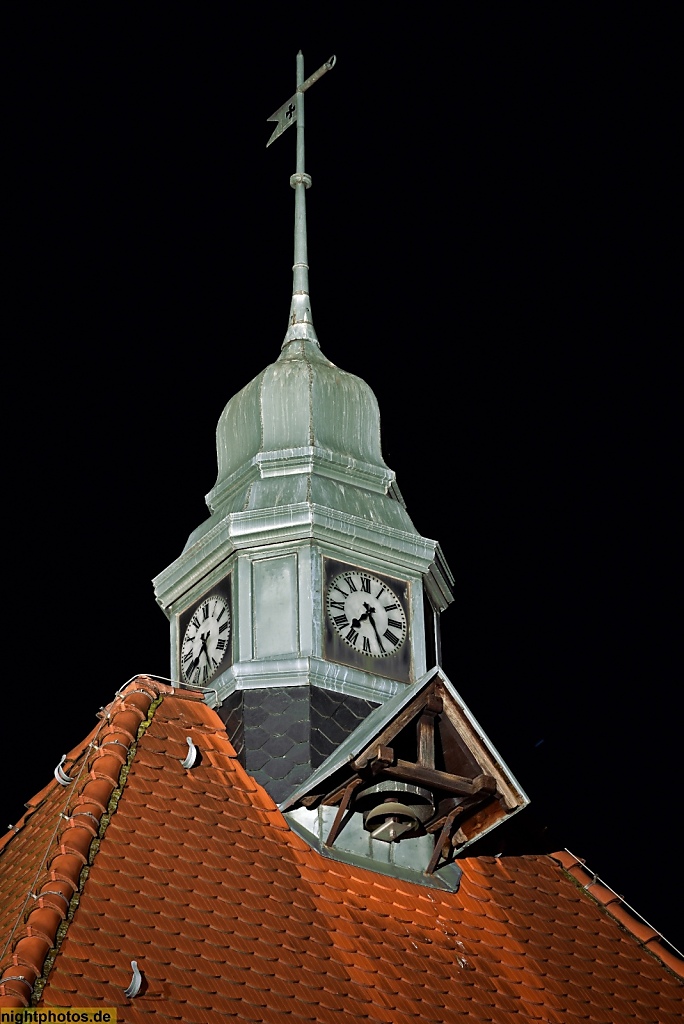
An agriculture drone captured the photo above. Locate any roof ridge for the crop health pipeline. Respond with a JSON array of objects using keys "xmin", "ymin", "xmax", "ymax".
[
  {"xmin": 0, "ymin": 725, "xmax": 104, "ymax": 848},
  {"xmin": 550, "ymin": 849, "xmax": 684, "ymax": 979},
  {"xmin": 0, "ymin": 677, "xmax": 166, "ymax": 1008}
]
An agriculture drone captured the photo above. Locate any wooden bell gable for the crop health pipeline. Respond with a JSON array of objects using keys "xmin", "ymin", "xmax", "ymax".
[{"xmin": 283, "ymin": 668, "xmax": 529, "ymax": 878}]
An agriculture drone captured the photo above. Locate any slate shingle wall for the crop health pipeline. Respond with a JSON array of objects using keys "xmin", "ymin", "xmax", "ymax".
[{"xmin": 217, "ymin": 684, "xmax": 378, "ymax": 803}]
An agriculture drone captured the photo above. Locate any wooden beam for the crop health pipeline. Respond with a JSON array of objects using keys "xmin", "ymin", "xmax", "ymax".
[
  {"xmin": 425, "ymin": 693, "xmax": 443, "ymax": 715},
  {"xmin": 320, "ymin": 781, "xmax": 354, "ymax": 806},
  {"xmin": 353, "ymin": 686, "xmax": 438, "ymax": 768},
  {"xmin": 417, "ymin": 712, "xmax": 436, "ymax": 769},
  {"xmin": 425, "ymin": 797, "xmax": 475, "ymax": 834},
  {"xmin": 379, "ymin": 760, "xmax": 497, "ymax": 796},
  {"xmin": 352, "ymin": 744, "xmax": 394, "ymax": 772}
]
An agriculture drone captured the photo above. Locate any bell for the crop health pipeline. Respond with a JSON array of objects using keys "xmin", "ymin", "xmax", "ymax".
[{"xmin": 356, "ymin": 781, "xmax": 434, "ymax": 843}]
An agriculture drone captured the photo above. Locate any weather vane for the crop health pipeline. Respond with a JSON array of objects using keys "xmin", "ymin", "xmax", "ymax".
[{"xmin": 267, "ymin": 51, "xmax": 336, "ymax": 349}]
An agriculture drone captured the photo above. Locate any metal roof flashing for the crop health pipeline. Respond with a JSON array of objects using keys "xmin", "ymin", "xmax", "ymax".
[{"xmin": 285, "ymin": 807, "xmax": 463, "ymax": 892}]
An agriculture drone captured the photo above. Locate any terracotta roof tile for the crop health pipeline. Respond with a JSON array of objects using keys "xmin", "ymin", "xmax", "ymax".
[{"xmin": 2, "ymin": 680, "xmax": 682, "ymax": 1019}]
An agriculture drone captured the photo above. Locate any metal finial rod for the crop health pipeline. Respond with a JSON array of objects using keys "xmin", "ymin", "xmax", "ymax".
[
  {"xmin": 285, "ymin": 51, "xmax": 316, "ymax": 347},
  {"xmin": 282, "ymin": 51, "xmax": 315, "ymax": 346},
  {"xmin": 267, "ymin": 53, "xmax": 336, "ymax": 350},
  {"xmin": 296, "ymin": 51, "xmax": 305, "ymax": 176}
]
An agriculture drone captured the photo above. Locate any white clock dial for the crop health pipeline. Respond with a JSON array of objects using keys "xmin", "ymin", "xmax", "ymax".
[
  {"xmin": 181, "ymin": 595, "xmax": 231, "ymax": 685},
  {"xmin": 327, "ymin": 571, "xmax": 407, "ymax": 658}
]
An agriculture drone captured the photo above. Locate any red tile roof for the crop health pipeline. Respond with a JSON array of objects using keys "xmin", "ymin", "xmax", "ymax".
[{"xmin": 1, "ymin": 678, "xmax": 682, "ymax": 1022}]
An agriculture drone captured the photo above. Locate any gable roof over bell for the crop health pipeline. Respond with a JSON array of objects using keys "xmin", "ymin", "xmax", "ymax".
[{"xmin": 281, "ymin": 666, "xmax": 530, "ymax": 868}]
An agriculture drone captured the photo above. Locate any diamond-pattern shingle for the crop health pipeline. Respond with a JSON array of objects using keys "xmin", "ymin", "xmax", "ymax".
[{"xmin": 1, "ymin": 678, "xmax": 682, "ymax": 1021}]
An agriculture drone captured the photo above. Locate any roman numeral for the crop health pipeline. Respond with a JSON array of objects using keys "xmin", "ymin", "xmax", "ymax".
[
  {"xmin": 363, "ymin": 637, "xmax": 371, "ymax": 654},
  {"xmin": 345, "ymin": 576, "xmax": 357, "ymax": 592},
  {"xmin": 360, "ymin": 577, "xmax": 371, "ymax": 593},
  {"xmin": 191, "ymin": 615, "xmax": 200, "ymax": 629},
  {"xmin": 383, "ymin": 603, "xmax": 399, "ymax": 612},
  {"xmin": 202, "ymin": 604, "xmax": 209, "ymax": 620},
  {"xmin": 346, "ymin": 627, "xmax": 359, "ymax": 646},
  {"xmin": 183, "ymin": 650, "xmax": 193, "ymax": 663},
  {"xmin": 330, "ymin": 600, "xmax": 345, "ymax": 610},
  {"xmin": 216, "ymin": 639, "xmax": 226, "ymax": 650},
  {"xmin": 334, "ymin": 614, "xmax": 349, "ymax": 628},
  {"xmin": 219, "ymin": 622, "xmax": 229, "ymax": 634},
  {"xmin": 334, "ymin": 584, "xmax": 349, "ymax": 597},
  {"xmin": 376, "ymin": 587, "xmax": 386, "ymax": 600},
  {"xmin": 383, "ymin": 629, "xmax": 399, "ymax": 645},
  {"xmin": 216, "ymin": 605, "xmax": 226, "ymax": 622},
  {"xmin": 211, "ymin": 657, "xmax": 218, "ymax": 669},
  {"xmin": 387, "ymin": 618, "xmax": 403, "ymax": 630},
  {"xmin": 202, "ymin": 665, "xmax": 209, "ymax": 683}
]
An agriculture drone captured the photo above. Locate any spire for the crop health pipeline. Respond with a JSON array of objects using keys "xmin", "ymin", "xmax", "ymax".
[{"xmin": 267, "ymin": 52, "xmax": 336, "ymax": 350}]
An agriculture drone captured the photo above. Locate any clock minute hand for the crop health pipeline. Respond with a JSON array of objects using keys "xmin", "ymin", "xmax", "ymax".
[{"xmin": 366, "ymin": 607, "xmax": 386, "ymax": 654}]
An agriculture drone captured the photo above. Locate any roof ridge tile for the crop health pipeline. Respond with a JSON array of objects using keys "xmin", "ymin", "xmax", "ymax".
[
  {"xmin": 0, "ymin": 678, "xmax": 163, "ymax": 1008},
  {"xmin": 549, "ymin": 850, "xmax": 683, "ymax": 980}
]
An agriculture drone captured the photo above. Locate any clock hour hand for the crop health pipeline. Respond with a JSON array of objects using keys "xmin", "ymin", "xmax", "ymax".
[
  {"xmin": 351, "ymin": 603, "xmax": 374, "ymax": 629},
  {"xmin": 351, "ymin": 602, "xmax": 386, "ymax": 654}
]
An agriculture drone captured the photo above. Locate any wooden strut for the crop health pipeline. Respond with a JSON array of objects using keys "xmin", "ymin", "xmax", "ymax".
[
  {"xmin": 425, "ymin": 807, "xmax": 460, "ymax": 876},
  {"xmin": 324, "ymin": 777, "xmax": 363, "ymax": 848}
]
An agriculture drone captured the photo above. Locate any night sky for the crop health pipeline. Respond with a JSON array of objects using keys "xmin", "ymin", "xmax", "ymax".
[{"xmin": 4, "ymin": 11, "xmax": 680, "ymax": 948}]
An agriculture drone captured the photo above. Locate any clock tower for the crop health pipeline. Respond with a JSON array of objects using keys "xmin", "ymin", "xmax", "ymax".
[
  {"xmin": 153, "ymin": 56, "xmax": 526, "ymax": 882},
  {"xmin": 152, "ymin": 53, "xmax": 451, "ymax": 802},
  {"xmin": 152, "ymin": 296, "xmax": 453, "ymax": 805}
]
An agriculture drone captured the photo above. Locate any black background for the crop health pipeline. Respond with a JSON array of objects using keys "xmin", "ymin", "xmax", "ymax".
[{"xmin": 3, "ymin": 10, "xmax": 680, "ymax": 947}]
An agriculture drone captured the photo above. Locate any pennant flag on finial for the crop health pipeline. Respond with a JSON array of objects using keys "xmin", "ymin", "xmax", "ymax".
[
  {"xmin": 266, "ymin": 94, "xmax": 298, "ymax": 147},
  {"xmin": 266, "ymin": 55, "xmax": 336, "ymax": 147}
]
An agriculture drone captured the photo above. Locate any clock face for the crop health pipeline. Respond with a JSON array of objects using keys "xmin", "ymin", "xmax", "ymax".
[
  {"xmin": 181, "ymin": 594, "xmax": 231, "ymax": 685},
  {"xmin": 327, "ymin": 570, "xmax": 407, "ymax": 658}
]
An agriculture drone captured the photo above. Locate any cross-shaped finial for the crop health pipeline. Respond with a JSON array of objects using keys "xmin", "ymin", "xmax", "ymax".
[{"xmin": 266, "ymin": 53, "xmax": 336, "ymax": 350}]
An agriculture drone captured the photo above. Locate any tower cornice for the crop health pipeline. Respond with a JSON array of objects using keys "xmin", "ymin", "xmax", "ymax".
[{"xmin": 153, "ymin": 501, "xmax": 449, "ymax": 617}]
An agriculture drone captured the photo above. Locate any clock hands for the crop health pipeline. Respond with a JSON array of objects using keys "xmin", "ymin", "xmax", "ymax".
[
  {"xmin": 351, "ymin": 602, "xmax": 386, "ymax": 654},
  {"xmin": 199, "ymin": 632, "xmax": 213, "ymax": 672},
  {"xmin": 188, "ymin": 632, "xmax": 212, "ymax": 681}
]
